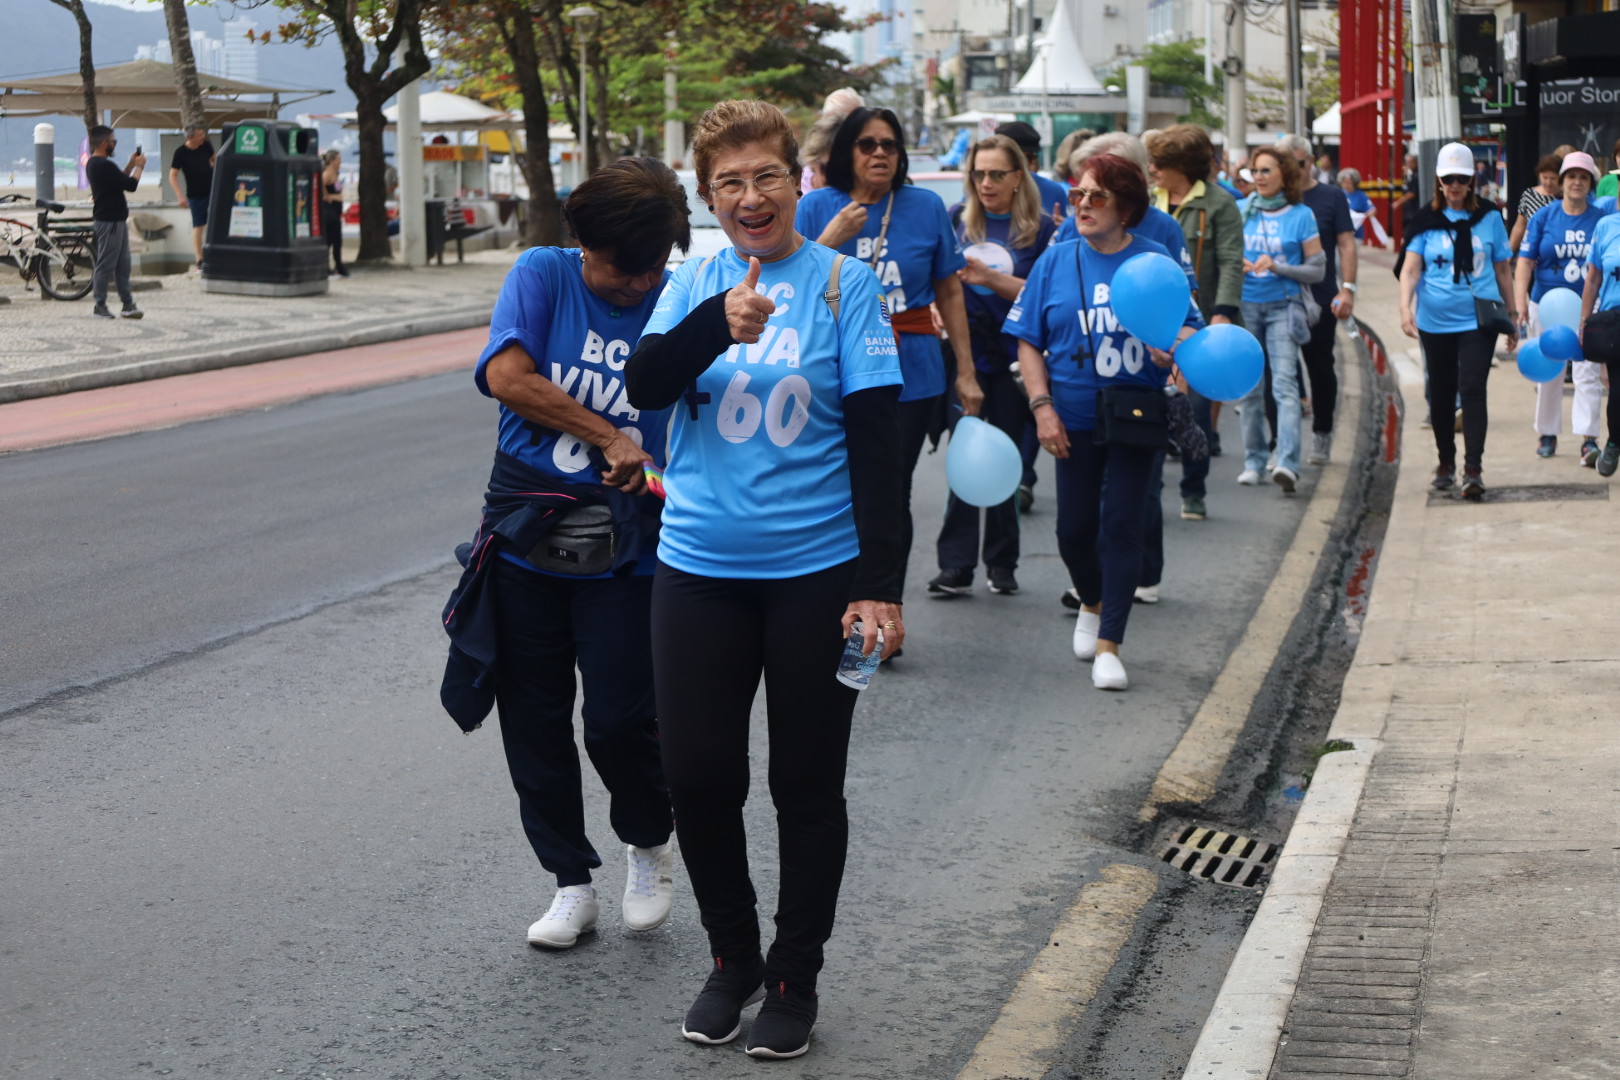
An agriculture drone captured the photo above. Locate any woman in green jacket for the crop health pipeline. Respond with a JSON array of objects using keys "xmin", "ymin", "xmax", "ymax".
[{"xmin": 1146, "ymin": 123, "xmax": 1245, "ymax": 517}]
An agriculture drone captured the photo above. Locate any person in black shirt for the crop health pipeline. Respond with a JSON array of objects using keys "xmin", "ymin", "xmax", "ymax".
[
  {"xmin": 168, "ymin": 126, "xmax": 215, "ymax": 273},
  {"xmin": 85, "ymin": 124, "xmax": 145, "ymax": 319}
]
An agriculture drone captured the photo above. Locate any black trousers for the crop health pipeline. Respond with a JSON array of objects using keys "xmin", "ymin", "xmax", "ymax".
[
  {"xmin": 1609, "ymin": 360, "xmax": 1620, "ymax": 442},
  {"xmin": 936, "ymin": 369, "xmax": 1023, "ymax": 573},
  {"xmin": 896, "ymin": 395, "xmax": 935, "ymax": 597},
  {"xmin": 1054, "ymin": 433, "xmax": 1157, "ymax": 644},
  {"xmin": 1419, "ymin": 328, "xmax": 1496, "ymax": 470},
  {"xmin": 491, "ymin": 560, "xmax": 672, "ymax": 887},
  {"xmin": 1300, "ymin": 305, "xmax": 1340, "ymax": 434},
  {"xmin": 652, "ymin": 559, "xmax": 860, "ymax": 989},
  {"xmin": 323, "ymin": 206, "xmax": 344, "ymax": 272}
]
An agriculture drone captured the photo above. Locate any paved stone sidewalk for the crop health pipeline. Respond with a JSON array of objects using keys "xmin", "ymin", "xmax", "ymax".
[{"xmin": 0, "ymin": 249, "xmax": 516, "ymax": 403}]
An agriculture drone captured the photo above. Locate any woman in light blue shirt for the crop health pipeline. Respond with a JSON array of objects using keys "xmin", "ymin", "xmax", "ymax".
[{"xmin": 1579, "ymin": 211, "xmax": 1620, "ymax": 475}]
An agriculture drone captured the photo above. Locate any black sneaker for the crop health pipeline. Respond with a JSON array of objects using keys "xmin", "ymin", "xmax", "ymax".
[
  {"xmin": 927, "ymin": 568, "xmax": 972, "ymax": 597},
  {"xmin": 1016, "ymin": 483, "xmax": 1034, "ymax": 514},
  {"xmin": 92, "ymin": 304, "xmax": 114, "ymax": 319},
  {"xmin": 119, "ymin": 305, "xmax": 143, "ymax": 320},
  {"xmin": 1432, "ymin": 464, "xmax": 1456, "ymax": 491},
  {"xmin": 744, "ymin": 980, "xmax": 818, "ymax": 1060},
  {"xmin": 987, "ymin": 567, "xmax": 1018, "ymax": 595},
  {"xmin": 1060, "ymin": 587, "xmax": 1081, "ymax": 610},
  {"xmin": 681, "ymin": 955, "xmax": 765, "ymax": 1045},
  {"xmin": 1599, "ymin": 441, "xmax": 1620, "ymax": 478},
  {"xmin": 1461, "ymin": 468, "xmax": 1485, "ymax": 501},
  {"xmin": 1208, "ymin": 431, "xmax": 1223, "ymax": 457},
  {"xmin": 1537, "ymin": 435, "xmax": 1557, "ymax": 458}
]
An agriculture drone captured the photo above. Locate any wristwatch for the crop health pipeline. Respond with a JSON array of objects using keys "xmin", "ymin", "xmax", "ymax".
[{"xmin": 1342, "ymin": 282, "xmax": 1358, "ymax": 294}]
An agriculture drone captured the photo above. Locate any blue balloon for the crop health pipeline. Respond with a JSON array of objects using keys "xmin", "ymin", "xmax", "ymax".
[
  {"xmin": 1538, "ymin": 287, "xmax": 1583, "ymax": 332},
  {"xmin": 946, "ymin": 416, "xmax": 1023, "ymax": 507},
  {"xmin": 1111, "ymin": 252, "xmax": 1192, "ymax": 351},
  {"xmin": 1541, "ymin": 323, "xmax": 1582, "ymax": 361},
  {"xmin": 1516, "ymin": 337, "xmax": 1564, "ymax": 383},
  {"xmin": 1175, "ymin": 324, "xmax": 1265, "ymax": 402}
]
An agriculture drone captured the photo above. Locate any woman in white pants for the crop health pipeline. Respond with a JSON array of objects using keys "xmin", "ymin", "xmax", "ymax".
[{"xmin": 1515, "ymin": 152, "xmax": 1613, "ymax": 463}]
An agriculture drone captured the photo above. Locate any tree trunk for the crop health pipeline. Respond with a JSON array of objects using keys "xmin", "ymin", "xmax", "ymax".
[
  {"xmin": 352, "ymin": 89, "xmax": 394, "ymax": 263},
  {"xmin": 496, "ymin": 8, "xmax": 562, "ymax": 248},
  {"xmin": 46, "ymin": 0, "xmax": 97, "ymax": 132},
  {"xmin": 592, "ymin": 40, "xmax": 611, "ymax": 170},
  {"xmin": 162, "ymin": 0, "xmax": 208, "ymax": 132}
]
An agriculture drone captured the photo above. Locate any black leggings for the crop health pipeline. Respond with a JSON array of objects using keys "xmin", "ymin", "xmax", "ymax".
[
  {"xmin": 323, "ymin": 206, "xmax": 344, "ymax": 272},
  {"xmin": 1419, "ymin": 328, "xmax": 1496, "ymax": 470},
  {"xmin": 1300, "ymin": 304, "xmax": 1340, "ymax": 434},
  {"xmin": 652, "ymin": 558, "xmax": 859, "ymax": 989},
  {"xmin": 1608, "ymin": 360, "xmax": 1620, "ymax": 444},
  {"xmin": 895, "ymin": 395, "xmax": 935, "ymax": 598}
]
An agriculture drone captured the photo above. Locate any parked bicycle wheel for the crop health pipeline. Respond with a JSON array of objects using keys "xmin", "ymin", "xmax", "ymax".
[{"xmin": 38, "ymin": 236, "xmax": 94, "ymax": 301}]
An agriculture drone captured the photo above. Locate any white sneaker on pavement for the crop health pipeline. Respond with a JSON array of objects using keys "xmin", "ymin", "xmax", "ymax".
[
  {"xmin": 527, "ymin": 884, "xmax": 599, "ymax": 949},
  {"xmin": 1133, "ymin": 585, "xmax": 1159, "ymax": 604},
  {"xmin": 623, "ymin": 841, "xmax": 675, "ymax": 931},
  {"xmin": 1272, "ymin": 466, "xmax": 1298, "ymax": 494},
  {"xmin": 1073, "ymin": 610, "xmax": 1100, "ymax": 661},
  {"xmin": 1092, "ymin": 651, "xmax": 1129, "ymax": 690},
  {"xmin": 1237, "ymin": 468, "xmax": 1262, "ymax": 485}
]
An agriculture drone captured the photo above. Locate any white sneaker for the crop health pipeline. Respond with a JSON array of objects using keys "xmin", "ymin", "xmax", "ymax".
[
  {"xmin": 1092, "ymin": 651, "xmax": 1129, "ymax": 690},
  {"xmin": 1073, "ymin": 610, "xmax": 1100, "ymax": 660},
  {"xmin": 1133, "ymin": 585, "xmax": 1159, "ymax": 604},
  {"xmin": 527, "ymin": 884, "xmax": 599, "ymax": 949},
  {"xmin": 1307, "ymin": 432, "xmax": 1332, "ymax": 465},
  {"xmin": 1272, "ymin": 466, "xmax": 1298, "ymax": 494},
  {"xmin": 623, "ymin": 841, "xmax": 675, "ymax": 931},
  {"xmin": 1237, "ymin": 468, "xmax": 1262, "ymax": 485}
]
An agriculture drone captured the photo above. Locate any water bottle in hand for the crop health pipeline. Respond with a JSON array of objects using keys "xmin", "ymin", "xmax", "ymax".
[{"xmin": 835, "ymin": 622, "xmax": 883, "ymax": 690}]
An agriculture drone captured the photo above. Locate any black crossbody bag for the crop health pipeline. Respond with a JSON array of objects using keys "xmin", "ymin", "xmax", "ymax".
[
  {"xmin": 1072, "ymin": 241, "xmax": 1170, "ymax": 450},
  {"xmin": 1582, "ymin": 308, "xmax": 1620, "ymax": 362}
]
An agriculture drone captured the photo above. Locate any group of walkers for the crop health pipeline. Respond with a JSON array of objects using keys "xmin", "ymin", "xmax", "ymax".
[{"xmin": 436, "ymin": 92, "xmax": 1395, "ymax": 1062}]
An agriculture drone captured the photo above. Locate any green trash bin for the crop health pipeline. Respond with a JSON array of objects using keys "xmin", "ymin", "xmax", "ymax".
[{"xmin": 202, "ymin": 121, "xmax": 329, "ymax": 296}]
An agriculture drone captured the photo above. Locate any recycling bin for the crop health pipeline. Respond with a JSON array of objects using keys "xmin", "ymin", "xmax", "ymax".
[{"xmin": 202, "ymin": 121, "xmax": 329, "ymax": 296}]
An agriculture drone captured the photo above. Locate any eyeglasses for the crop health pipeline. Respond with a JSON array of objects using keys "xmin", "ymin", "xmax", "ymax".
[
  {"xmin": 1440, "ymin": 176, "xmax": 1472, "ymax": 187},
  {"xmin": 970, "ymin": 168, "xmax": 1015, "ymax": 184},
  {"xmin": 709, "ymin": 169, "xmax": 795, "ymax": 199},
  {"xmin": 1069, "ymin": 188, "xmax": 1113, "ymax": 206},
  {"xmin": 854, "ymin": 137, "xmax": 900, "ymax": 155},
  {"xmin": 1252, "ymin": 167, "xmax": 1276, "ymax": 176}
]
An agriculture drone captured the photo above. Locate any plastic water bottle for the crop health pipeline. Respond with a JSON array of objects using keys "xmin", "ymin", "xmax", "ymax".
[{"xmin": 834, "ymin": 623, "xmax": 883, "ymax": 690}]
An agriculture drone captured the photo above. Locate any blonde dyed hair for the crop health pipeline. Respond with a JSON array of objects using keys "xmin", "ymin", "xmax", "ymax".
[
  {"xmin": 959, "ymin": 135, "xmax": 1042, "ymax": 250},
  {"xmin": 692, "ymin": 100, "xmax": 800, "ymax": 190}
]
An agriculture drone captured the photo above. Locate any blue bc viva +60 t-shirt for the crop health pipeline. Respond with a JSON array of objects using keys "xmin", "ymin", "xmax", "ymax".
[
  {"xmin": 1003, "ymin": 236, "xmax": 1204, "ymax": 431},
  {"xmin": 1520, "ymin": 202, "xmax": 1613, "ymax": 302},
  {"xmin": 639, "ymin": 241, "xmax": 903, "ymax": 579},
  {"xmin": 795, "ymin": 184, "xmax": 964, "ymax": 401},
  {"xmin": 1406, "ymin": 207, "xmax": 1513, "ymax": 333},
  {"xmin": 1238, "ymin": 200, "xmax": 1321, "ymax": 304},
  {"xmin": 1584, "ymin": 213, "xmax": 1620, "ymax": 313},
  {"xmin": 1054, "ymin": 206, "xmax": 1198, "ymax": 293}
]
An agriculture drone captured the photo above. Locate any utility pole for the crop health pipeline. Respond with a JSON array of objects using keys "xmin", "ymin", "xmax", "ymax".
[
  {"xmin": 1223, "ymin": 0, "xmax": 1247, "ymax": 169},
  {"xmin": 662, "ymin": 33, "xmax": 682, "ymax": 167},
  {"xmin": 1411, "ymin": 0, "xmax": 1461, "ymax": 196},
  {"xmin": 1285, "ymin": 0, "xmax": 1305, "ymax": 137}
]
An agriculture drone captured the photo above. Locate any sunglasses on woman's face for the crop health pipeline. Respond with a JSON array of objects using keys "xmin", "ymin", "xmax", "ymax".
[
  {"xmin": 854, "ymin": 137, "xmax": 900, "ymax": 155},
  {"xmin": 1441, "ymin": 176, "xmax": 1472, "ymax": 187},
  {"xmin": 1069, "ymin": 188, "xmax": 1113, "ymax": 206},
  {"xmin": 970, "ymin": 168, "xmax": 1015, "ymax": 184}
]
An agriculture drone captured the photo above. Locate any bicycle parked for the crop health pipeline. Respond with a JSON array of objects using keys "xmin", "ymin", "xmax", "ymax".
[{"xmin": 0, "ymin": 194, "xmax": 95, "ymax": 301}]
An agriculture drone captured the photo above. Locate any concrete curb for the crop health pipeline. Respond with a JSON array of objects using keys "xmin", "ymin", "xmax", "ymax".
[
  {"xmin": 1179, "ymin": 318, "xmax": 1404, "ymax": 1080},
  {"xmin": 0, "ymin": 306, "xmax": 492, "ymax": 405}
]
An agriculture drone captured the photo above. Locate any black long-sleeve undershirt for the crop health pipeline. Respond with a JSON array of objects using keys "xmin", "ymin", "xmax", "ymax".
[{"xmin": 624, "ymin": 292, "xmax": 732, "ymax": 410}]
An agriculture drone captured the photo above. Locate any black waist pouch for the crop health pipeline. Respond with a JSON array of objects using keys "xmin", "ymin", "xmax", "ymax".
[
  {"xmin": 525, "ymin": 504, "xmax": 616, "ymax": 576},
  {"xmin": 1583, "ymin": 308, "xmax": 1620, "ymax": 363},
  {"xmin": 1093, "ymin": 385, "xmax": 1170, "ymax": 450}
]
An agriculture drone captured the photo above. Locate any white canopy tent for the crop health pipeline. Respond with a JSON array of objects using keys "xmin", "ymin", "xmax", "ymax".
[{"xmin": 1012, "ymin": 0, "xmax": 1105, "ymax": 95}]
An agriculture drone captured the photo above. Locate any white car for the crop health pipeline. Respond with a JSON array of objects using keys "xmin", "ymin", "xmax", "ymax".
[{"xmin": 671, "ymin": 171, "xmax": 729, "ymax": 268}]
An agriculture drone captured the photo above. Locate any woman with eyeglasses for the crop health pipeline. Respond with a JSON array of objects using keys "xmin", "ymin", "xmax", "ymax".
[
  {"xmin": 624, "ymin": 100, "xmax": 905, "ymax": 1060},
  {"xmin": 796, "ymin": 106, "xmax": 979, "ymax": 602},
  {"xmin": 927, "ymin": 134, "xmax": 1057, "ymax": 598},
  {"xmin": 1399, "ymin": 142, "xmax": 1516, "ymax": 500},
  {"xmin": 1235, "ymin": 146, "xmax": 1325, "ymax": 494},
  {"xmin": 1004, "ymin": 154, "xmax": 1203, "ymax": 691}
]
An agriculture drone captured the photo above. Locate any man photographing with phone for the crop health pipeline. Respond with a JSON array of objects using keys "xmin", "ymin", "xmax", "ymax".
[{"xmin": 86, "ymin": 124, "xmax": 145, "ymax": 319}]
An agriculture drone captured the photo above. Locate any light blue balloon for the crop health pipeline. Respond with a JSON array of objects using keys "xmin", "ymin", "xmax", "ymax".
[
  {"xmin": 1538, "ymin": 287, "xmax": 1583, "ymax": 332},
  {"xmin": 946, "ymin": 416, "xmax": 1023, "ymax": 507},
  {"xmin": 1175, "ymin": 323, "xmax": 1265, "ymax": 402},
  {"xmin": 1516, "ymin": 337, "xmax": 1564, "ymax": 383},
  {"xmin": 1541, "ymin": 323, "xmax": 1582, "ymax": 361},
  {"xmin": 1111, "ymin": 252, "xmax": 1192, "ymax": 351}
]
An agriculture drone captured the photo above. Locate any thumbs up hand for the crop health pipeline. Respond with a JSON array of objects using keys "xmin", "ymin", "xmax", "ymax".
[{"xmin": 726, "ymin": 257, "xmax": 777, "ymax": 344}]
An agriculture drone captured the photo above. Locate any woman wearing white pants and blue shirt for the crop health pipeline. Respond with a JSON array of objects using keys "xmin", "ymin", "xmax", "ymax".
[
  {"xmin": 1235, "ymin": 146, "xmax": 1325, "ymax": 494},
  {"xmin": 1514, "ymin": 151, "xmax": 1612, "ymax": 463}
]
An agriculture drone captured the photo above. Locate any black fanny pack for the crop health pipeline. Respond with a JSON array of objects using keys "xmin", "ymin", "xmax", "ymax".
[
  {"xmin": 525, "ymin": 503, "xmax": 617, "ymax": 576},
  {"xmin": 1093, "ymin": 385, "xmax": 1170, "ymax": 450},
  {"xmin": 1583, "ymin": 308, "xmax": 1620, "ymax": 362}
]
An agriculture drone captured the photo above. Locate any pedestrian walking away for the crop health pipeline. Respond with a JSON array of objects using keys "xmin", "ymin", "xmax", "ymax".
[
  {"xmin": 1578, "ymin": 204, "xmax": 1620, "ymax": 476},
  {"xmin": 1514, "ymin": 152, "xmax": 1612, "ymax": 463},
  {"xmin": 320, "ymin": 149, "xmax": 348, "ymax": 278},
  {"xmin": 927, "ymin": 134, "xmax": 1056, "ymax": 599},
  {"xmin": 625, "ymin": 99, "xmax": 907, "ymax": 1062},
  {"xmin": 437, "ymin": 158, "xmax": 688, "ymax": 953},
  {"xmin": 1399, "ymin": 141, "xmax": 1517, "ymax": 500},
  {"xmin": 168, "ymin": 125, "xmax": 215, "ymax": 274},
  {"xmin": 1235, "ymin": 146, "xmax": 1325, "ymax": 493},
  {"xmin": 85, "ymin": 125, "xmax": 145, "ymax": 320},
  {"xmin": 797, "ymin": 106, "xmax": 978, "ymax": 605},
  {"xmin": 1004, "ymin": 153, "xmax": 1203, "ymax": 692}
]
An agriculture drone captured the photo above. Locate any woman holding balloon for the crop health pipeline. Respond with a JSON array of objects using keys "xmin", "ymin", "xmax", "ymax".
[
  {"xmin": 1399, "ymin": 141, "xmax": 1516, "ymax": 500},
  {"xmin": 1513, "ymin": 151, "xmax": 1611, "ymax": 463},
  {"xmin": 1004, "ymin": 154, "xmax": 1203, "ymax": 691}
]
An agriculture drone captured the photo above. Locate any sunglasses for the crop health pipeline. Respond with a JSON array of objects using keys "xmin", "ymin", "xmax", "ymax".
[
  {"xmin": 1069, "ymin": 188, "xmax": 1113, "ymax": 206},
  {"xmin": 854, "ymin": 137, "xmax": 900, "ymax": 155},
  {"xmin": 1440, "ymin": 176, "xmax": 1472, "ymax": 187},
  {"xmin": 970, "ymin": 168, "xmax": 1015, "ymax": 184}
]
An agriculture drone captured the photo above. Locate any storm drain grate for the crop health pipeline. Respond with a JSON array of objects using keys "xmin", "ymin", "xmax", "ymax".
[
  {"xmin": 1428, "ymin": 482, "xmax": 1609, "ymax": 506},
  {"xmin": 1159, "ymin": 826, "xmax": 1279, "ymax": 890}
]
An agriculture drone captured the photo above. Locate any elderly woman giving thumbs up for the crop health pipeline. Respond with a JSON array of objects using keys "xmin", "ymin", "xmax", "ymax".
[{"xmin": 624, "ymin": 100, "xmax": 906, "ymax": 1061}]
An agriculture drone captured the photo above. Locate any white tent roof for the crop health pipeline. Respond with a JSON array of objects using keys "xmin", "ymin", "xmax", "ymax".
[
  {"xmin": 943, "ymin": 109, "xmax": 1016, "ymax": 126},
  {"xmin": 324, "ymin": 90, "xmax": 519, "ymax": 131},
  {"xmin": 1313, "ymin": 102, "xmax": 1340, "ymax": 137},
  {"xmin": 1013, "ymin": 0, "xmax": 1105, "ymax": 95}
]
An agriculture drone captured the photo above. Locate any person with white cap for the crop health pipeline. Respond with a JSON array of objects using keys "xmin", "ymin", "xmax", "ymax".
[
  {"xmin": 1514, "ymin": 151, "xmax": 1613, "ymax": 464},
  {"xmin": 1398, "ymin": 141, "xmax": 1517, "ymax": 500}
]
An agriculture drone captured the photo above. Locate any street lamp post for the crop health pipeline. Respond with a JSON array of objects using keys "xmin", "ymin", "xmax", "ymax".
[{"xmin": 568, "ymin": 5, "xmax": 599, "ymax": 178}]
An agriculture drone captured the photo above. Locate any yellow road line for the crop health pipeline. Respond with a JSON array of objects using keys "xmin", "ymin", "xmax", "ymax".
[{"xmin": 957, "ymin": 863, "xmax": 1158, "ymax": 1080}]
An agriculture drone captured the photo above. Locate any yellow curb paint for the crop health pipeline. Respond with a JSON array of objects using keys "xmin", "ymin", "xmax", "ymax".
[
  {"xmin": 956, "ymin": 863, "xmax": 1158, "ymax": 1080},
  {"xmin": 1137, "ymin": 335, "xmax": 1363, "ymax": 823}
]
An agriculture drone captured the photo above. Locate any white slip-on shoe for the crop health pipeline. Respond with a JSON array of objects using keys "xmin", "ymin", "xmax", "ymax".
[
  {"xmin": 1073, "ymin": 610, "xmax": 1100, "ymax": 661},
  {"xmin": 1271, "ymin": 466, "xmax": 1298, "ymax": 494},
  {"xmin": 1092, "ymin": 651, "xmax": 1129, "ymax": 691},
  {"xmin": 1236, "ymin": 468, "xmax": 1262, "ymax": 485},
  {"xmin": 1133, "ymin": 585, "xmax": 1159, "ymax": 604},
  {"xmin": 527, "ymin": 884, "xmax": 599, "ymax": 949},
  {"xmin": 623, "ymin": 841, "xmax": 675, "ymax": 931}
]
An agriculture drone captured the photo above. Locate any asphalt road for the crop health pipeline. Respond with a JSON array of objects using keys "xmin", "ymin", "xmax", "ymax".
[{"xmin": 0, "ymin": 370, "xmax": 1313, "ymax": 1079}]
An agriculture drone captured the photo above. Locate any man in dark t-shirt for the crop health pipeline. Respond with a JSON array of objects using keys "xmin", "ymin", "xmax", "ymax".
[
  {"xmin": 85, "ymin": 124, "xmax": 145, "ymax": 319},
  {"xmin": 168, "ymin": 126, "xmax": 215, "ymax": 273}
]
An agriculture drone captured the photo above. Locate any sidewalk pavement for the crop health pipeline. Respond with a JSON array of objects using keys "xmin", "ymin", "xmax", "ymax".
[
  {"xmin": 1184, "ymin": 249, "xmax": 1619, "ymax": 1079},
  {"xmin": 0, "ymin": 249, "xmax": 517, "ymax": 404}
]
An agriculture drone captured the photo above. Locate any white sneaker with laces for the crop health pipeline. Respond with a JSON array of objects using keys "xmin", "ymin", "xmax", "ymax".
[
  {"xmin": 1133, "ymin": 585, "xmax": 1159, "ymax": 604},
  {"xmin": 1237, "ymin": 468, "xmax": 1262, "ymax": 485},
  {"xmin": 527, "ymin": 884, "xmax": 599, "ymax": 949},
  {"xmin": 1092, "ymin": 651, "xmax": 1129, "ymax": 690},
  {"xmin": 623, "ymin": 841, "xmax": 675, "ymax": 931},
  {"xmin": 1073, "ymin": 610, "xmax": 1100, "ymax": 660}
]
